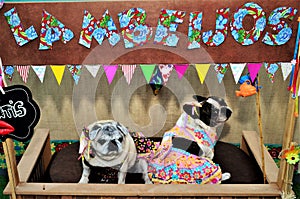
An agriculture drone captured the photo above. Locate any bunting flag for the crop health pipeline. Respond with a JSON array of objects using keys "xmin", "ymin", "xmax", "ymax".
[
  {"xmin": 230, "ymin": 63, "xmax": 246, "ymax": 84},
  {"xmin": 121, "ymin": 64, "xmax": 136, "ymax": 85},
  {"xmin": 264, "ymin": 63, "xmax": 279, "ymax": 83},
  {"xmin": 247, "ymin": 63, "xmax": 262, "ymax": 83},
  {"xmin": 50, "ymin": 65, "xmax": 65, "ymax": 86},
  {"xmin": 140, "ymin": 64, "xmax": 156, "ymax": 83},
  {"xmin": 149, "ymin": 66, "xmax": 163, "ymax": 95},
  {"xmin": 103, "ymin": 65, "xmax": 118, "ymax": 84},
  {"xmin": 195, "ymin": 64, "xmax": 210, "ymax": 84},
  {"xmin": 158, "ymin": 64, "xmax": 173, "ymax": 85},
  {"xmin": 281, "ymin": 62, "xmax": 293, "ymax": 81},
  {"xmin": 3, "ymin": 66, "xmax": 14, "ymax": 82},
  {"xmin": 174, "ymin": 64, "xmax": 189, "ymax": 80},
  {"xmin": 16, "ymin": 65, "xmax": 30, "ymax": 83},
  {"xmin": 85, "ymin": 65, "xmax": 101, "ymax": 78},
  {"xmin": 31, "ymin": 65, "xmax": 47, "ymax": 83},
  {"xmin": 67, "ymin": 65, "xmax": 82, "ymax": 85},
  {"xmin": 214, "ymin": 63, "xmax": 229, "ymax": 83}
]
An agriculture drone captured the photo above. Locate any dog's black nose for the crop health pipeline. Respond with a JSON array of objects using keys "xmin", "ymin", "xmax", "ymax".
[{"xmin": 108, "ymin": 140, "xmax": 118, "ymax": 151}]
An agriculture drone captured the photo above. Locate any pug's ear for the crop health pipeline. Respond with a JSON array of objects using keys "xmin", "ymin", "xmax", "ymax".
[
  {"xmin": 183, "ymin": 104, "xmax": 201, "ymax": 119},
  {"xmin": 116, "ymin": 122, "xmax": 129, "ymax": 136},
  {"xmin": 89, "ymin": 124, "xmax": 102, "ymax": 140},
  {"xmin": 193, "ymin": 95, "xmax": 207, "ymax": 103}
]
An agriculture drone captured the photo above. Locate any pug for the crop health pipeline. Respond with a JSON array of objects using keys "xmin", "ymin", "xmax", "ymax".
[{"xmin": 78, "ymin": 120, "xmax": 151, "ymax": 184}]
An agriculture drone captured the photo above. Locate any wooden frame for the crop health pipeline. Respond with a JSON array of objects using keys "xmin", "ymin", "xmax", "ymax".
[{"xmin": 4, "ymin": 129, "xmax": 282, "ymax": 199}]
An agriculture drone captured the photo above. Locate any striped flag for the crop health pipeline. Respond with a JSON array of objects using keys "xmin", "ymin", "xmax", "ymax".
[
  {"xmin": 121, "ymin": 64, "xmax": 136, "ymax": 85},
  {"xmin": 16, "ymin": 65, "xmax": 30, "ymax": 83}
]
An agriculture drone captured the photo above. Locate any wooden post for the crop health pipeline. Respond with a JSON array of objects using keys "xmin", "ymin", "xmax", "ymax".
[{"xmin": 3, "ymin": 139, "xmax": 19, "ymax": 199}]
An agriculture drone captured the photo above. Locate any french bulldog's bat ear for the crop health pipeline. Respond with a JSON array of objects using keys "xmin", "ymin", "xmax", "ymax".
[
  {"xmin": 183, "ymin": 104, "xmax": 200, "ymax": 119},
  {"xmin": 116, "ymin": 122, "xmax": 129, "ymax": 136},
  {"xmin": 193, "ymin": 95, "xmax": 207, "ymax": 102}
]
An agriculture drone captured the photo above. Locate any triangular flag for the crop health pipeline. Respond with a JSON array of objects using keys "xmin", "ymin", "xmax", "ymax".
[
  {"xmin": 3, "ymin": 66, "xmax": 15, "ymax": 82},
  {"xmin": 214, "ymin": 63, "xmax": 229, "ymax": 83},
  {"xmin": 85, "ymin": 65, "xmax": 100, "ymax": 78},
  {"xmin": 195, "ymin": 64, "xmax": 210, "ymax": 84},
  {"xmin": 230, "ymin": 63, "xmax": 246, "ymax": 84},
  {"xmin": 247, "ymin": 63, "xmax": 262, "ymax": 83},
  {"xmin": 140, "ymin": 64, "xmax": 156, "ymax": 83},
  {"xmin": 174, "ymin": 64, "xmax": 189, "ymax": 79},
  {"xmin": 67, "ymin": 65, "xmax": 82, "ymax": 85},
  {"xmin": 51, "ymin": 65, "xmax": 65, "ymax": 85},
  {"xmin": 149, "ymin": 66, "xmax": 164, "ymax": 95},
  {"xmin": 158, "ymin": 64, "xmax": 173, "ymax": 85},
  {"xmin": 264, "ymin": 63, "xmax": 279, "ymax": 83},
  {"xmin": 32, "ymin": 65, "xmax": 47, "ymax": 83},
  {"xmin": 280, "ymin": 62, "xmax": 293, "ymax": 81},
  {"xmin": 16, "ymin": 65, "xmax": 30, "ymax": 83},
  {"xmin": 103, "ymin": 65, "xmax": 118, "ymax": 84},
  {"xmin": 121, "ymin": 64, "xmax": 136, "ymax": 85}
]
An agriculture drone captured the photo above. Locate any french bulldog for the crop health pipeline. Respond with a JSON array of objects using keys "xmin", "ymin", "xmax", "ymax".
[
  {"xmin": 78, "ymin": 120, "xmax": 151, "ymax": 184},
  {"xmin": 147, "ymin": 95, "xmax": 232, "ymax": 183}
]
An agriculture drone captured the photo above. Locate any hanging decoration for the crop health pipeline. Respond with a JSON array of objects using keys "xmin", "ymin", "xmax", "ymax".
[
  {"xmin": 50, "ymin": 65, "xmax": 65, "ymax": 86},
  {"xmin": 16, "ymin": 65, "xmax": 30, "ymax": 83},
  {"xmin": 195, "ymin": 64, "xmax": 210, "ymax": 84},
  {"xmin": 3, "ymin": 66, "xmax": 14, "ymax": 82},
  {"xmin": 85, "ymin": 65, "xmax": 100, "ymax": 78},
  {"xmin": 103, "ymin": 65, "xmax": 118, "ymax": 85},
  {"xmin": 187, "ymin": 11, "xmax": 202, "ymax": 49},
  {"xmin": 149, "ymin": 65, "xmax": 163, "ymax": 95},
  {"xmin": 39, "ymin": 10, "xmax": 74, "ymax": 50},
  {"xmin": 264, "ymin": 63, "xmax": 279, "ymax": 83},
  {"xmin": 230, "ymin": 63, "xmax": 246, "ymax": 84},
  {"xmin": 281, "ymin": 62, "xmax": 293, "ymax": 81},
  {"xmin": 158, "ymin": 64, "xmax": 173, "ymax": 85},
  {"xmin": 280, "ymin": 144, "xmax": 300, "ymax": 165},
  {"xmin": 230, "ymin": 2, "xmax": 266, "ymax": 45},
  {"xmin": 235, "ymin": 74, "xmax": 257, "ymax": 97},
  {"xmin": 154, "ymin": 9, "xmax": 186, "ymax": 47},
  {"xmin": 214, "ymin": 63, "xmax": 229, "ymax": 83},
  {"xmin": 174, "ymin": 64, "xmax": 189, "ymax": 80},
  {"xmin": 202, "ymin": 8, "xmax": 230, "ymax": 47},
  {"xmin": 118, "ymin": 8, "xmax": 153, "ymax": 48},
  {"xmin": 67, "ymin": 65, "xmax": 82, "ymax": 85},
  {"xmin": 247, "ymin": 63, "xmax": 262, "ymax": 83},
  {"xmin": 140, "ymin": 64, "xmax": 156, "ymax": 83},
  {"xmin": 4, "ymin": 7, "xmax": 38, "ymax": 46},
  {"xmin": 31, "ymin": 65, "xmax": 47, "ymax": 83},
  {"xmin": 121, "ymin": 64, "xmax": 137, "ymax": 85},
  {"xmin": 262, "ymin": 7, "xmax": 298, "ymax": 46},
  {"xmin": 79, "ymin": 10, "xmax": 120, "ymax": 48}
]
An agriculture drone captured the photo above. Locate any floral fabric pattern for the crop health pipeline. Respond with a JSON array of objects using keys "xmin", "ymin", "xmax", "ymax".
[
  {"xmin": 118, "ymin": 8, "xmax": 152, "ymax": 48},
  {"xmin": 79, "ymin": 10, "xmax": 120, "ymax": 49},
  {"xmin": 230, "ymin": 2, "xmax": 266, "ymax": 46},
  {"xmin": 4, "ymin": 7, "xmax": 38, "ymax": 46},
  {"xmin": 264, "ymin": 63, "xmax": 279, "ymax": 83},
  {"xmin": 39, "ymin": 10, "xmax": 74, "ymax": 50},
  {"xmin": 262, "ymin": 7, "xmax": 297, "ymax": 46},
  {"xmin": 188, "ymin": 11, "xmax": 202, "ymax": 49}
]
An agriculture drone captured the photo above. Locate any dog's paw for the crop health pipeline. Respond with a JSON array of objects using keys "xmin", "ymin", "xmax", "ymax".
[
  {"xmin": 78, "ymin": 177, "xmax": 89, "ymax": 184},
  {"xmin": 221, "ymin": 172, "xmax": 231, "ymax": 181}
]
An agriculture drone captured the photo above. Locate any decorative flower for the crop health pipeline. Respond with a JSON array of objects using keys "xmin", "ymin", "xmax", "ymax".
[
  {"xmin": 275, "ymin": 28, "xmax": 292, "ymax": 45},
  {"xmin": 133, "ymin": 24, "xmax": 150, "ymax": 44},
  {"xmin": 166, "ymin": 34, "xmax": 179, "ymax": 47},
  {"xmin": 216, "ymin": 14, "xmax": 228, "ymax": 30},
  {"xmin": 280, "ymin": 145, "xmax": 300, "ymax": 165},
  {"xmin": 154, "ymin": 25, "xmax": 168, "ymax": 43}
]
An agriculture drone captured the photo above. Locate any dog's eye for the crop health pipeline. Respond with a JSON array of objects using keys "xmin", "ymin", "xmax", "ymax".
[
  {"xmin": 118, "ymin": 137, "xmax": 123, "ymax": 143},
  {"xmin": 97, "ymin": 139, "xmax": 106, "ymax": 145}
]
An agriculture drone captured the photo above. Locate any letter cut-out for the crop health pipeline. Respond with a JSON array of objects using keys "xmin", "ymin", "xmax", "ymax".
[
  {"xmin": 154, "ymin": 9, "xmax": 186, "ymax": 47},
  {"xmin": 39, "ymin": 10, "xmax": 74, "ymax": 50},
  {"xmin": 188, "ymin": 11, "xmax": 202, "ymax": 49},
  {"xmin": 202, "ymin": 8, "xmax": 230, "ymax": 47},
  {"xmin": 79, "ymin": 10, "xmax": 120, "ymax": 48},
  {"xmin": 262, "ymin": 7, "xmax": 298, "ymax": 46},
  {"xmin": 118, "ymin": 8, "xmax": 152, "ymax": 48},
  {"xmin": 4, "ymin": 7, "xmax": 38, "ymax": 46},
  {"xmin": 230, "ymin": 2, "xmax": 266, "ymax": 45}
]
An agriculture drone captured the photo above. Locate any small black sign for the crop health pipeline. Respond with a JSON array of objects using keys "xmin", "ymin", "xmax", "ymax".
[{"xmin": 0, "ymin": 85, "xmax": 40, "ymax": 142}]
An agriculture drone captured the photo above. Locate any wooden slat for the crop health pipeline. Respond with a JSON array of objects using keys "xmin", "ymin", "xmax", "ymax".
[
  {"xmin": 8, "ymin": 183, "xmax": 281, "ymax": 197},
  {"xmin": 242, "ymin": 131, "xmax": 279, "ymax": 184}
]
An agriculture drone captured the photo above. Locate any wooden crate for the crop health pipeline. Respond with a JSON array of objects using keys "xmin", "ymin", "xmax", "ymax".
[{"xmin": 3, "ymin": 129, "xmax": 281, "ymax": 199}]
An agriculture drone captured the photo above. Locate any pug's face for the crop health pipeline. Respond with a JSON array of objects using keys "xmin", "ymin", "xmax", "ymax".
[
  {"xmin": 87, "ymin": 120, "xmax": 129, "ymax": 157},
  {"xmin": 183, "ymin": 95, "xmax": 232, "ymax": 128}
]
